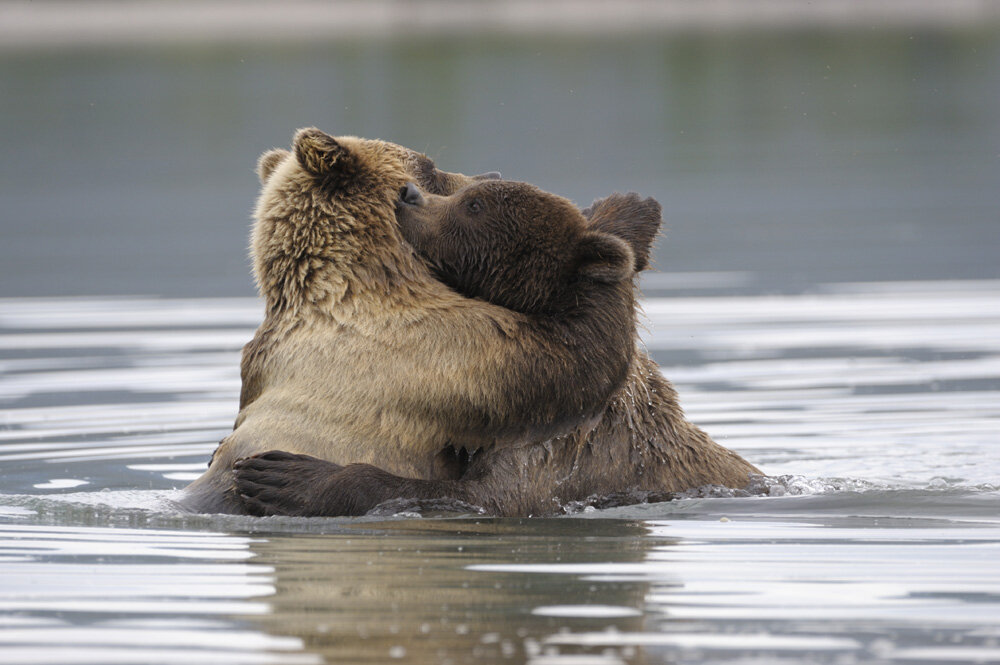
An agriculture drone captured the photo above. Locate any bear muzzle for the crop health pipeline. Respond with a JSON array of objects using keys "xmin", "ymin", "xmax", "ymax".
[{"xmin": 399, "ymin": 182, "xmax": 425, "ymax": 207}]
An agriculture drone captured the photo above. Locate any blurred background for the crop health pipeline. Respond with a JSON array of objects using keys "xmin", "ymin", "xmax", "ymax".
[{"xmin": 1, "ymin": 0, "xmax": 998, "ymax": 298}]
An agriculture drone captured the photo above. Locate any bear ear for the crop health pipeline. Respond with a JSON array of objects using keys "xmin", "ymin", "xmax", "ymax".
[
  {"xmin": 575, "ymin": 231, "xmax": 635, "ymax": 284},
  {"xmin": 256, "ymin": 148, "xmax": 289, "ymax": 184},
  {"xmin": 293, "ymin": 127, "xmax": 351, "ymax": 176},
  {"xmin": 582, "ymin": 192, "xmax": 662, "ymax": 272}
]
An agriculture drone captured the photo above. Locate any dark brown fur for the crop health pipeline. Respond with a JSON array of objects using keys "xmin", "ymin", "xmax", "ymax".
[
  {"xmin": 232, "ymin": 191, "xmax": 761, "ymax": 517},
  {"xmin": 396, "ymin": 180, "xmax": 634, "ymax": 314},
  {"xmin": 179, "ymin": 129, "xmax": 641, "ymax": 514}
]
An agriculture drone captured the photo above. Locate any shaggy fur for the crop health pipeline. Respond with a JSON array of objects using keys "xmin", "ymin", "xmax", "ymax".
[
  {"xmin": 230, "ymin": 187, "xmax": 762, "ymax": 517},
  {"xmin": 179, "ymin": 129, "xmax": 641, "ymax": 514}
]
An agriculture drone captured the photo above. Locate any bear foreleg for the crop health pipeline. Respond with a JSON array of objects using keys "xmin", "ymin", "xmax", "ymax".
[{"xmin": 233, "ymin": 451, "xmax": 485, "ymax": 517}]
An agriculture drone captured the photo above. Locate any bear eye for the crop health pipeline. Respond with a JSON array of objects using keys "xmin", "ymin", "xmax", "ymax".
[{"xmin": 467, "ymin": 198, "xmax": 484, "ymax": 214}]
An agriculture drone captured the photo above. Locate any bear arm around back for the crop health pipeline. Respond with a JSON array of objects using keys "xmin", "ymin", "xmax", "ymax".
[
  {"xmin": 391, "ymin": 179, "xmax": 659, "ymax": 444},
  {"xmin": 197, "ymin": 130, "xmax": 658, "ymax": 511},
  {"xmin": 497, "ymin": 195, "xmax": 662, "ymax": 438},
  {"xmin": 230, "ymin": 190, "xmax": 673, "ymax": 518}
]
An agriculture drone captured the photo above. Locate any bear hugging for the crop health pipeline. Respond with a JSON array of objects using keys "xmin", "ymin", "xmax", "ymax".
[{"xmin": 177, "ymin": 128, "xmax": 760, "ymax": 518}]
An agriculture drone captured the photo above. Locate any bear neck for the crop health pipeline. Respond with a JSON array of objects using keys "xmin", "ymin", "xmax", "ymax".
[
  {"xmin": 257, "ymin": 246, "xmax": 436, "ymax": 318},
  {"xmin": 253, "ymin": 200, "xmax": 438, "ymax": 318}
]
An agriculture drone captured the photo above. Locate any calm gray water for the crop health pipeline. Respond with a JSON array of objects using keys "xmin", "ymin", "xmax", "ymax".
[
  {"xmin": 1, "ymin": 18, "xmax": 1000, "ymax": 665},
  {"xmin": 1, "ymin": 27, "xmax": 998, "ymax": 297},
  {"xmin": 2, "ymin": 281, "xmax": 999, "ymax": 664}
]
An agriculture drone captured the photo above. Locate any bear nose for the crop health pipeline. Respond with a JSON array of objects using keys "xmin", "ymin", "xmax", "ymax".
[
  {"xmin": 400, "ymin": 182, "xmax": 425, "ymax": 206},
  {"xmin": 474, "ymin": 171, "xmax": 502, "ymax": 180}
]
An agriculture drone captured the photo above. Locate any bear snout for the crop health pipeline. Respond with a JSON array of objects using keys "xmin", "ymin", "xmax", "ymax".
[{"xmin": 399, "ymin": 182, "xmax": 425, "ymax": 207}]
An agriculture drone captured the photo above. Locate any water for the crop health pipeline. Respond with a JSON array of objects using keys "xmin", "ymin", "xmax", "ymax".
[
  {"xmin": 2, "ymin": 27, "xmax": 999, "ymax": 297},
  {"xmin": 2, "ymin": 11, "xmax": 1000, "ymax": 665},
  {"xmin": 2, "ymin": 279, "xmax": 999, "ymax": 664}
]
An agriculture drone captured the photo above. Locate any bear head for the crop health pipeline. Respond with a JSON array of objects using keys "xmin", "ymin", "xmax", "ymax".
[
  {"xmin": 251, "ymin": 128, "xmax": 499, "ymax": 313},
  {"xmin": 394, "ymin": 180, "xmax": 661, "ymax": 314}
]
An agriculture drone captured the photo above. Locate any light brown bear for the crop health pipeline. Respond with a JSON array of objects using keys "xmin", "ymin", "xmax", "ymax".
[
  {"xmin": 231, "ymin": 180, "xmax": 762, "ymax": 517},
  {"xmin": 179, "ymin": 129, "xmax": 645, "ymax": 514}
]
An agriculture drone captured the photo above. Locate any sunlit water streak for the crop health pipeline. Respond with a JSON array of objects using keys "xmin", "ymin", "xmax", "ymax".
[{"xmin": 1, "ymin": 278, "xmax": 999, "ymax": 664}]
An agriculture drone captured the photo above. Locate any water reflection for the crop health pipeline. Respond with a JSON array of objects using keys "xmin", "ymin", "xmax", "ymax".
[
  {"xmin": 471, "ymin": 516, "xmax": 1000, "ymax": 664},
  {"xmin": 240, "ymin": 519, "xmax": 662, "ymax": 664},
  {"xmin": 0, "ymin": 523, "xmax": 320, "ymax": 665},
  {"xmin": 1, "ymin": 280, "xmax": 1000, "ymax": 663},
  {"xmin": 3, "ymin": 506, "xmax": 999, "ymax": 664}
]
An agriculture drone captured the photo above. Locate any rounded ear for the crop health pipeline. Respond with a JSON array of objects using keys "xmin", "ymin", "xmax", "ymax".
[
  {"xmin": 293, "ymin": 127, "xmax": 349, "ymax": 176},
  {"xmin": 576, "ymin": 231, "xmax": 635, "ymax": 284},
  {"xmin": 256, "ymin": 149, "xmax": 289, "ymax": 184},
  {"xmin": 583, "ymin": 192, "xmax": 662, "ymax": 272}
]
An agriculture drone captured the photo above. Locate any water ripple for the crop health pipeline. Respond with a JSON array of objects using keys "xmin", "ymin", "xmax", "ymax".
[{"xmin": 2, "ymin": 280, "xmax": 1000, "ymax": 664}]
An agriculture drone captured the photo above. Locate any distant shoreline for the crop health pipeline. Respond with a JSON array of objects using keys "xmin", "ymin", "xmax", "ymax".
[{"xmin": 2, "ymin": 0, "xmax": 999, "ymax": 50}]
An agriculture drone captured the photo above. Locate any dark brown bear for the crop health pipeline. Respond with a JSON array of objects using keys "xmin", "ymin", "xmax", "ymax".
[
  {"xmin": 232, "ymin": 183, "xmax": 761, "ymax": 517},
  {"xmin": 179, "ymin": 129, "xmax": 643, "ymax": 514}
]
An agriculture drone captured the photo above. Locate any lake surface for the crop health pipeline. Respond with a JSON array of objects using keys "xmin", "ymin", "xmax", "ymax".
[
  {"xmin": 2, "ymin": 13, "xmax": 1000, "ymax": 665},
  {"xmin": 1, "ymin": 25, "xmax": 998, "ymax": 298},
  {"xmin": 2, "ymin": 279, "xmax": 999, "ymax": 664}
]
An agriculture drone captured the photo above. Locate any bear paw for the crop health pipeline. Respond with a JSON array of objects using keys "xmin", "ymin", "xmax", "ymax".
[
  {"xmin": 233, "ymin": 450, "xmax": 345, "ymax": 517},
  {"xmin": 233, "ymin": 452, "xmax": 402, "ymax": 517}
]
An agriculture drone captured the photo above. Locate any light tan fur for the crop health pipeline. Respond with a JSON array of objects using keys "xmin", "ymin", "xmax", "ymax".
[
  {"xmin": 180, "ymin": 131, "xmax": 635, "ymax": 513},
  {"xmin": 227, "ymin": 185, "xmax": 762, "ymax": 517}
]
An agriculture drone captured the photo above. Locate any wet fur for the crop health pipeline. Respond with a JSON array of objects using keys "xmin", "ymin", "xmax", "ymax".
[
  {"xmin": 180, "ymin": 130, "xmax": 640, "ymax": 514},
  {"xmin": 232, "ymin": 191, "xmax": 762, "ymax": 517}
]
